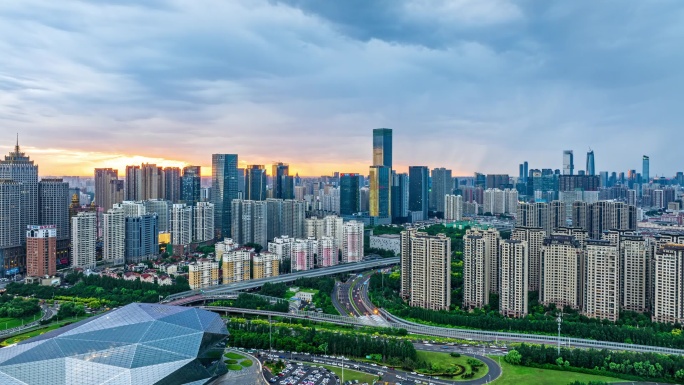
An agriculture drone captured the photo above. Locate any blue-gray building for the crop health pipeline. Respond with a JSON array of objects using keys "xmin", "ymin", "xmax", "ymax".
[
  {"xmin": 0, "ymin": 303, "xmax": 229, "ymax": 385},
  {"xmin": 408, "ymin": 166, "xmax": 428, "ymax": 221},
  {"xmin": 125, "ymin": 214, "xmax": 158, "ymax": 263},
  {"xmin": 339, "ymin": 173, "xmax": 360, "ymax": 216},
  {"xmin": 211, "ymin": 154, "xmax": 239, "ymax": 239},
  {"xmin": 181, "ymin": 166, "xmax": 201, "ymax": 206}
]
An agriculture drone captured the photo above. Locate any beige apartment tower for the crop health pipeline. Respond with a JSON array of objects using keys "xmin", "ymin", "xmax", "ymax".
[
  {"xmin": 400, "ymin": 229, "xmax": 451, "ymax": 310},
  {"xmin": 620, "ymin": 235, "xmax": 649, "ymax": 312},
  {"xmin": 499, "ymin": 239, "xmax": 528, "ymax": 318},
  {"xmin": 465, "ymin": 227, "xmax": 501, "ymax": 293},
  {"xmin": 252, "ymin": 252, "xmax": 280, "ymax": 279},
  {"xmin": 463, "ymin": 231, "xmax": 489, "ymax": 309},
  {"xmin": 652, "ymin": 244, "xmax": 684, "ymax": 324},
  {"xmin": 540, "ymin": 235, "xmax": 582, "ymax": 309},
  {"xmin": 511, "ymin": 227, "xmax": 546, "ymax": 291},
  {"xmin": 583, "ymin": 240, "xmax": 619, "ymax": 321},
  {"xmin": 188, "ymin": 258, "xmax": 219, "ymax": 290},
  {"xmin": 222, "ymin": 249, "xmax": 252, "ymax": 284}
]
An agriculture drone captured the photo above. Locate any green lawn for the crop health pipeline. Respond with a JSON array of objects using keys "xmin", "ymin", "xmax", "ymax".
[
  {"xmin": 416, "ymin": 350, "xmax": 488, "ymax": 380},
  {"xmin": 0, "ymin": 315, "xmax": 91, "ymax": 346},
  {"xmin": 224, "ymin": 352, "xmax": 245, "ymax": 360},
  {"xmin": 240, "ymin": 360, "xmax": 253, "ymax": 367},
  {"xmin": 491, "ymin": 357, "xmax": 623, "ymax": 385},
  {"xmin": 0, "ymin": 312, "xmax": 43, "ymax": 330},
  {"xmin": 226, "ymin": 364, "xmax": 243, "ymax": 371},
  {"xmin": 319, "ymin": 364, "xmax": 378, "ymax": 384}
]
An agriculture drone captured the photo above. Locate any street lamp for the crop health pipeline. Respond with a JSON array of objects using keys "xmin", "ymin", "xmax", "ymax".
[{"xmin": 556, "ymin": 312, "xmax": 563, "ymax": 356}]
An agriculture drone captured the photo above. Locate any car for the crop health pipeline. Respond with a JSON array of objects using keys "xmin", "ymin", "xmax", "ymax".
[
  {"xmin": 410, "ymin": 372, "xmax": 417, "ymax": 375},
  {"xmin": 440, "ymin": 346, "xmax": 449, "ymax": 349}
]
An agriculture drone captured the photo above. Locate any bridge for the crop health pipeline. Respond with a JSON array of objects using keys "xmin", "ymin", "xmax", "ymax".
[
  {"xmin": 162, "ymin": 257, "xmax": 398, "ymax": 304},
  {"xmin": 202, "ymin": 306, "xmax": 684, "ymax": 356}
]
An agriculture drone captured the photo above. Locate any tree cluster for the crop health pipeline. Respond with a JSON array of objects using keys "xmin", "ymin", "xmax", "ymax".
[
  {"xmin": 0, "ymin": 297, "xmax": 41, "ymax": 318},
  {"xmin": 210, "ymin": 294, "xmax": 289, "ymax": 313}
]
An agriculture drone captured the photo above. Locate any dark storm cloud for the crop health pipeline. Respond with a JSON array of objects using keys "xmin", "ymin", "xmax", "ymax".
[{"xmin": 0, "ymin": 0, "xmax": 682, "ymax": 176}]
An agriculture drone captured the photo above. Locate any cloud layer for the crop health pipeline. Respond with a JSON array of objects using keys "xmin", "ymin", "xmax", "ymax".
[{"xmin": 1, "ymin": 0, "xmax": 683, "ymax": 177}]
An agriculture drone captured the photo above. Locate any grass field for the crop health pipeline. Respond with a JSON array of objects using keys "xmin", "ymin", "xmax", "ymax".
[
  {"xmin": 416, "ymin": 350, "xmax": 488, "ymax": 380},
  {"xmin": 0, "ymin": 312, "xmax": 43, "ymax": 331},
  {"xmin": 0, "ymin": 315, "xmax": 91, "ymax": 347},
  {"xmin": 224, "ymin": 352, "xmax": 245, "ymax": 360},
  {"xmin": 491, "ymin": 357, "xmax": 622, "ymax": 385},
  {"xmin": 319, "ymin": 364, "xmax": 378, "ymax": 384}
]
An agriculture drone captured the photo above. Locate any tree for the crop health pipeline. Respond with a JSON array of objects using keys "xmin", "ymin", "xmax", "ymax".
[
  {"xmin": 245, "ymin": 243, "xmax": 263, "ymax": 253},
  {"xmin": 504, "ymin": 350, "xmax": 522, "ymax": 365}
]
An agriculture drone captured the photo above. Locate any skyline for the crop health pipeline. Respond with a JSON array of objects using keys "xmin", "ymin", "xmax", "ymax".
[{"xmin": 2, "ymin": 1, "xmax": 684, "ymax": 176}]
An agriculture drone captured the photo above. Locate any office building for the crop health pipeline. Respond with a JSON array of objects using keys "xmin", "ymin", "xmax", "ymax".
[
  {"xmin": 586, "ymin": 150, "xmax": 595, "ymax": 176},
  {"xmin": 211, "ymin": 154, "xmax": 239, "ymax": 238},
  {"xmin": 124, "ymin": 214, "xmax": 158, "ymax": 263},
  {"xmin": 563, "ymin": 150, "xmax": 574, "ymax": 175},
  {"xmin": 620, "ymin": 234, "xmax": 648, "ymax": 312},
  {"xmin": 401, "ymin": 229, "xmax": 451, "ymax": 310},
  {"xmin": 253, "ymin": 251, "xmax": 280, "ymax": 279},
  {"xmin": 143, "ymin": 199, "xmax": 171, "ymax": 233},
  {"xmin": 499, "ymin": 239, "xmax": 528, "ymax": 318},
  {"xmin": 231, "ymin": 200, "xmax": 268, "ymax": 248},
  {"xmin": 26, "ymin": 225, "xmax": 56, "ymax": 278},
  {"xmin": 391, "ymin": 172, "xmax": 409, "ymax": 222},
  {"xmin": 511, "ymin": 227, "xmax": 546, "ymax": 291},
  {"xmin": 372, "ymin": 128, "xmax": 392, "ymax": 168},
  {"xmin": 292, "ymin": 237, "xmax": 317, "ymax": 271},
  {"xmin": 653, "ymin": 244, "xmax": 684, "ymax": 324},
  {"xmin": 584, "ymin": 240, "xmax": 619, "ymax": 321},
  {"xmin": 222, "ymin": 248, "xmax": 252, "ymax": 284},
  {"xmin": 94, "ymin": 168, "xmax": 123, "ymax": 210},
  {"xmin": 340, "ymin": 173, "xmax": 360, "ymax": 216},
  {"xmin": 171, "ymin": 203, "xmax": 193, "ymax": 246},
  {"xmin": 102, "ymin": 207, "xmax": 125, "ymax": 264},
  {"xmin": 540, "ymin": 235, "xmax": 582, "ymax": 309},
  {"xmin": 430, "ymin": 168, "xmax": 452, "ymax": 213},
  {"xmin": 463, "ymin": 230, "xmax": 489, "ymax": 309},
  {"xmin": 71, "ymin": 212, "xmax": 97, "ymax": 269},
  {"xmin": 369, "ymin": 165, "xmax": 392, "ymax": 222},
  {"xmin": 189, "ymin": 258, "xmax": 219, "ymax": 289},
  {"xmin": 408, "ymin": 166, "xmax": 429, "ymax": 221},
  {"xmin": 38, "ymin": 178, "xmax": 69, "ymax": 240},
  {"xmin": 643, "ymin": 155, "xmax": 650, "ymax": 183},
  {"xmin": 486, "ymin": 174, "xmax": 510, "ymax": 190},
  {"xmin": 266, "ymin": 198, "xmax": 283, "ymax": 241},
  {"xmin": 245, "ymin": 165, "xmax": 267, "ymax": 201},
  {"xmin": 194, "ymin": 202, "xmax": 214, "ymax": 242},
  {"xmin": 282, "ymin": 199, "xmax": 306, "ymax": 239},
  {"xmin": 342, "ymin": 220, "xmax": 364, "ymax": 263},
  {"xmin": 272, "ymin": 162, "xmax": 293, "ymax": 199},
  {"xmin": 444, "ymin": 194, "xmax": 463, "ymax": 221},
  {"xmin": 181, "ymin": 166, "xmax": 201, "ymax": 206},
  {"xmin": 0, "ymin": 139, "xmax": 38, "ymax": 244},
  {"xmin": 0, "ymin": 180, "xmax": 21, "ymax": 250}
]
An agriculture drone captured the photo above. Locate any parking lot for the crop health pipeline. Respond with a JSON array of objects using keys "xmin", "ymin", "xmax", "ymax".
[{"xmin": 263, "ymin": 359, "xmax": 339, "ymax": 385}]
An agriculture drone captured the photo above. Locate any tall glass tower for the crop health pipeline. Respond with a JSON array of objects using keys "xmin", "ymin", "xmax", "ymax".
[
  {"xmin": 372, "ymin": 128, "xmax": 392, "ymax": 168},
  {"xmin": 642, "ymin": 155, "xmax": 650, "ymax": 183},
  {"xmin": 563, "ymin": 150, "xmax": 574, "ymax": 175},
  {"xmin": 211, "ymin": 154, "xmax": 238, "ymax": 239},
  {"xmin": 0, "ymin": 138, "xmax": 38, "ymax": 244},
  {"xmin": 586, "ymin": 150, "xmax": 595, "ymax": 176},
  {"xmin": 370, "ymin": 128, "xmax": 392, "ymax": 223},
  {"xmin": 408, "ymin": 166, "xmax": 428, "ymax": 221}
]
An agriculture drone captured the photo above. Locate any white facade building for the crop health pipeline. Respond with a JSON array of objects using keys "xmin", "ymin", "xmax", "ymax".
[
  {"xmin": 102, "ymin": 207, "xmax": 125, "ymax": 264},
  {"xmin": 342, "ymin": 220, "xmax": 364, "ymax": 263},
  {"xmin": 194, "ymin": 202, "xmax": 214, "ymax": 242},
  {"xmin": 444, "ymin": 194, "xmax": 463, "ymax": 221},
  {"xmin": 71, "ymin": 212, "xmax": 97, "ymax": 269},
  {"xmin": 171, "ymin": 203, "xmax": 193, "ymax": 245}
]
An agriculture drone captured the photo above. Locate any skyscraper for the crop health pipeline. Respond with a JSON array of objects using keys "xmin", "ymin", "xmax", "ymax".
[
  {"xmin": 339, "ymin": 173, "xmax": 360, "ymax": 216},
  {"xmin": 430, "ymin": 168, "xmax": 452, "ymax": 213},
  {"xmin": 103, "ymin": 207, "xmax": 125, "ymax": 264},
  {"xmin": 0, "ymin": 180, "xmax": 22, "ymax": 276},
  {"xmin": 369, "ymin": 165, "xmax": 391, "ymax": 221},
  {"xmin": 124, "ymin": 214, "xmax": 158, "ymax": 263},
  {"xmin": 408, "ymin": 166, "xmax": 428, "ymax": 221},
  {"xmin": 163, "ymin": 167, "xmax": 182, "ymax": 203},
  {"xmin": 401, "ymin": 229, "xmax": 451, "ymax": 311},
  {"xmin": 499, "ymin": 239, "xmax": 528, "ymax": 318},
  {"xmin": 170, "ymin": 204, "xmax": 193, "ymax": 246},
  {"xmin": 342, "ymin": 220, "xmax": 364, "ymax": 263},
  {"xmin": 245, "ymin": 165, "xmax": 267, "ymax": 201},
  {"xmin": 586, "ymin": 150, "xmax": 595, "ymax": 176},
  {"xmin": 0, "ymin": 139, "xmax": 38, "ymax": 244},
  {"xmin": 95, "ymin": 168, "xmax": 123, "ymax": 210},
  {"xmin": 523, "ymin": 161, "xmax": 529, "ymax": 183},
  {"xmin": 211, "ymin": 154, "xmax": 238, "ymax": 238},
  {"xmin": 372, "ymin": 128, "xmax": 392, "ymax": 168},
  {"xmin": 125, "ymin": 165, "xmax": 141, "ymax": 201},
  {"xmin": 26, "ymin": 225, "xmax": 56, "ymax": 278},
  {"xmin": 71, "ymin": 212, "xmax": 97, "ymax": 269},
  {"xmin": 563, "ymin": 150, "xmax": 574, "ymax": 175},
  {"xmin": 194, "ymin": 202, "xmax": 214, "ymax": 242},
  {"xmin": 38, "ymin": 178, "xmax": 69, "ymax": 241},
  {"xmin": 584, "ymin": 239, "xmax": 619, "ymax": 321},
  {"xmin": 181, "ymin": 166, "xmax": 201, "ymax": 206},
  {"xmin": 540, "ymin": 235, "xmax": 581, "ymax": 309},
  {"xmin": 272, "ymin": 162, "xmax": 293, "ymax": 200},
  {"xmin": 642, "ymin": 155, "xmax": 650, "ymax": 183},
  {"xmin": 444, "ymin": 194, "xmax": 463, "ymax": 221},
  {"xmin": 463, "ymin": 230, "xmax": 489, "ymax": 309},
  {"xmin": 391, "ymin": 172, "xmax": 409, "ymax": 222}
]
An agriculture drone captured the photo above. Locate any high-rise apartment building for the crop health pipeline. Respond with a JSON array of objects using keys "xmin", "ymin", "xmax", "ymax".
[
  {"xmin": 214, "ymin": 238, "xmax": 238, "ymax": 262},
  {"xmin": 305, "ymin": 217, "xmax": 324, "ymax": 240},
  {"xmin": 499, "ymin": 239, "xmax": 528, "ymax": 318},
  {"xmin": 26, "ymin": 225, "xmax": 56, "ymax": 277},
  {"xmin": 0, "ymin": 180, "xmax": 21, "ymax": 249},
  {"xmin": 586, "ymin": 150, "xmax": 595, "ymax": 176},
  {"xmin": 268, "ymin": 236, "xmax": 294, "ymax": 262},
  {"xmin": 292, "ymin": 237, "xmax": 317, "ymax": 271},
  {"xmin": 181, "ymin": 166, "xmax": 201, "ymax": 206},
  {"xmin": 124, "ymin": 214, "xmax": 158, "ymax": 263},
  {"xmin": 408, "ymin": 166, "xmax": 429, "ymax": 221},
  {"xmin": 620, "ymin": 234, "xmax": 648, "ymax": 312},
  {"xmin": 170, "ymin": 204, "xmax": 193, "ymax": 246},
  {"xmin": 584, "ymin": 240, "xmax": 619, "ymax": 321},
  {"xmin": 463, "ymin": 232, "xmax": 489, "ymax": 309},
  {"xmin": 517, "ymin": 202, "xmax": 549, "ymax": 235},
  {"xmin": 103, "ymin": 207, "xmax": 125, "ymax": 264},
  {"xmin": 143, "ymin": 199, "xmax": 171, "ymax": 233},
  {"xmin": 444, "ymin": 194, "xmax": 463, "ymax": 221},
  {"xmin": 540, "ymin": 235, "xmax": 582, "ymax": 309},
  {"xmin": 222, "ymin": 249, "xmax": 252, "ymax": 284},
  {"xmin": 401, "ymin": 229, "xmax": 451, "ymax": 310},
  {"xmin": 194, "ymin": 202, "xmax": 214, "ymax": 242},
  {"xmin": 0, "ymin": 140, "xmax": 38, "ymax": 244},
  {"xmin": 189, "ymin": 258, "xmax": 219, "ymax": 290},
  {"xmin": 583, "ymin": 201, "xmax": 636, "ymax": 239},
  {"xmin": 653, "ymin": 244, "xmax": 684, "ymax": 324},
  {"xmin": 71, "ymin": 212, "xmax": 97, "ymax": 269},
  {"xmin": 245, "ymin": 165, "xmax": 267, "ymax": 201},
  {"xmin": 511, "ymin": 227, "xmax": 546, "ymax": 291},
  {"xmin": 265, "ymin": 198, "xmax": 282, "ymax": 242},
  {"xmin": 272, "ymin": 163, "xmax": 293, "ymax": 200},
  {"xmin": 465, "ymin": 227, "xmax": 501, "ymax": 294},
  {"xmin": 163, "ymin": 167, "xmax": 181, "ymax": 203},
  {"xmin": 95, "ymin": 168, "xmax": 123, "ymax": 210},
  {"xmin": 253, "ymin": 252, "xmax": 280, "ymax": 279},
  {"xmin": 317, "ymin": 236, "xmax": 337, "ymax": 267},
  {"xmin": 231, "ymin": 200, "xmax": 268, "ymax": 248},
  {"xmin": 430, "ymin": 168, "xmax": 452, "ymax": 213},
  {"xmin": 125, "ymin": 165, "xmax": 141, "ymax": 201},
  {"xmin": 212, "ymin": 154, "xmax": 239, "ymax": 239},
  {"xmin": 342, "ymin": 220, "xmax": 364, "ymax": 263},
  {"xmin": 549, "ymin": 200, "xmax": 566, "ymax": 233},
  {"xmin": 140, "ymin": 163, "xmax": 162, "ymax": 200},
  {"xmin": 38, "ymin": 178, "xmax": 69, "ymax": 241},
  {"xmin": 486, "ymin": 174, "xmax": 510, "ymax": 190},
  {"xmin": 339, "ymin": 173, "xmax": 360, "ymax": 216},
  {"xmin": 282, "ymin": 199, "xmax": 305, "ymax": 239},
  {"xmin": 563, "ymin": 150, "xmax": 574, "ymax": 175}
]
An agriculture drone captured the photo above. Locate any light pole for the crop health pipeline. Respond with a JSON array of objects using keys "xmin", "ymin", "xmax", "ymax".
[
  {"xmin": 269, "ymin": 315, "xmax": 272, "ymax": 353},
  {"xmin": 556, "ymin": 312, "xmax": 563, "ymax": 356}
]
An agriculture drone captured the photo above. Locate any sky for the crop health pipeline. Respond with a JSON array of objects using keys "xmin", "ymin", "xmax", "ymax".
[{"xmin": 1, "ymin": 0, "xmax": 683, "ymax": 178}]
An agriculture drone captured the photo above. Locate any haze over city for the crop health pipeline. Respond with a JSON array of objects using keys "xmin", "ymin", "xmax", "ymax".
[{"xmin": 2, "ymin": 1, "xmax": 683, "ymax": 176}]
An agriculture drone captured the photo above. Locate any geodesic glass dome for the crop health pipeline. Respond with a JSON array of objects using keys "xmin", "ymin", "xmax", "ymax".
[{"xmin": 0, "ymin": 303, "xmax": 228, "ymax": 385}]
